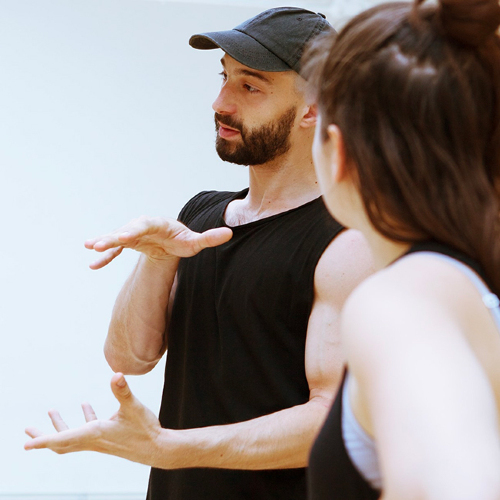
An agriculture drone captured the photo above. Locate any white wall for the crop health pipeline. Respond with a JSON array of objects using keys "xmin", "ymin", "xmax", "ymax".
[
  {"xmin": 0, "ymin": 0, "xmax": 256, "ymax": 494},
  {"xmin": 0, "ymin": 0, "xmax": 385, "ymax": 495}
]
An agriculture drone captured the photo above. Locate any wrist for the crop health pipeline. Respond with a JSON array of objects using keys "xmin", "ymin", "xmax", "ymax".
[
  {"xmin": 141, "ymin": 253, "xmax": 180, "ymax": 269},
  {"xmin": 151, "ymin": 428, "xmax": 185, "ymax": 469},
  {"xmin": 151, "ymin": 427, "xmax": 225, "ymax": 470}
]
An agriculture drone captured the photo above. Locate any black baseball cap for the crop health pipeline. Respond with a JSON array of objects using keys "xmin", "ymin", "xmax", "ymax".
[{"xmin": 189, "ymin": 7, "xmax": 335, "ymax": 77}]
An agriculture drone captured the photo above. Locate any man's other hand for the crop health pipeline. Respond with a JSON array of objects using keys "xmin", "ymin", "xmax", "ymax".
[{"xmin": 25, "ymin": 373, "xmax": 166, "ymax": 466}]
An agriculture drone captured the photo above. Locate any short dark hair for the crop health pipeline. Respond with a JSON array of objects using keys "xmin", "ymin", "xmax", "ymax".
[{"xmin": 304, "ymin": 0, "xmax": 500, "ymax": 290}]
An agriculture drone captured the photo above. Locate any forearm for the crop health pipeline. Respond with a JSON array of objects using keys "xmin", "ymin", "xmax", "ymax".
[
  {"xmin": 153, "ymin": 397, "xmax": 331, "ymax": 470},
  {"xmin": 105, "ymin": 254, "xmax": 179, "ymax": 374}
]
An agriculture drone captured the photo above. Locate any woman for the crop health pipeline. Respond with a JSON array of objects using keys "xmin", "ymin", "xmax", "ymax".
[{"xmin": 305, "ymin": 0, "xmax": 500, "ymax": 499}]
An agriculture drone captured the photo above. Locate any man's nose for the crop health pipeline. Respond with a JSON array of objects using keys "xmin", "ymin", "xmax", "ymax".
[{"xmin": 212, "ymin": 85, "xmax": 237, "ymax": 115}]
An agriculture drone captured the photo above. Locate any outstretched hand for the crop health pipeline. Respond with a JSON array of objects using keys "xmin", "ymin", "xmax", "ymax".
[
  {"xmin": 25, "ymin": 373, "xmax": 167, "ymax": 467},
  {"xmin": 85, "ymin": 216, "xmax": 233, "ymax": 270}
]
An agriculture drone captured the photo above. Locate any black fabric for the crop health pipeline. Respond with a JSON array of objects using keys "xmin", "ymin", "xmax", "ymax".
[
  {"xmin": 307, "ymin": 241, "xmax": 497, "ymax": 500},
  {"xmin": 147, "ymin": 189, "xmax": 343, "ymax": 500},
  {"xmin": 308, "ymin": 371, "xmax": 381, "ymax": 500}
]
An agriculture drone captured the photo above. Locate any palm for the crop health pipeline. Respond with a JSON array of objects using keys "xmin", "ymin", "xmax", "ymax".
[
  {"xmin": 118, "ymin": 222, "xmax": 211, "ymax": 259},
  {"xmin": 25, "ymin": 374, "xmax": 165, "ymax": 466},
  {"xmin": 85, "ymin": 216, "xmax": 232, "ymax": 269}
]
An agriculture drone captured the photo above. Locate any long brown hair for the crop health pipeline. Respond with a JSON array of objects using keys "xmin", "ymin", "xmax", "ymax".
[{"xmin": 304, "ymin": 0, "xmax": 500, "ymax": 291}]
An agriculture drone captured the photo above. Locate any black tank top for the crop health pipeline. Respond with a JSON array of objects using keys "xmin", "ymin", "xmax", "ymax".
[
  {"xmin": 307, "ymin": 241, "xmax": 497, "ymax": 500},
  {"xmin": 147, "ymin": 189, "xmax": 343, "ymax": 500}
]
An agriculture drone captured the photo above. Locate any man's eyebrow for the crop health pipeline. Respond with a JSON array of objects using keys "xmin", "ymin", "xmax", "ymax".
[
  {"xmin": 237, "ymin": 68, "xmax": 272, "ymax": 84},
  {"xmin": 220, "ymin": 58, "xmax": 272, "ymax": 84}
]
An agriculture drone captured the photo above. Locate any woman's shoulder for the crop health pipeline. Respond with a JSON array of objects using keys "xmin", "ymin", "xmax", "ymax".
[
  {"xmin": 341, "ymin": 251, "xmax": 491, "ymax": 354},
  {"xmin": 346, "ymin": 251, "xmax": 485, "ymax": 315}
]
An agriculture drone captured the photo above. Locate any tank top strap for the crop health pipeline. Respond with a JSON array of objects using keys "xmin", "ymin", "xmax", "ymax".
[{"xmin": 409, "ymin": 251, "xmax": 500, "ymax": 330}]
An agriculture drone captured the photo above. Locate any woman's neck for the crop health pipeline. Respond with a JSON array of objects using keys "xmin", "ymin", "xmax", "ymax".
[{"xmin": 358, "ymin": 224, "xmax": 412, "ymax": 270}]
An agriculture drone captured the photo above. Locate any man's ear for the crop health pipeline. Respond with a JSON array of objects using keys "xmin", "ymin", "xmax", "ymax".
[
  {"xmin": 299, "ymin": 103, "xmax": 317, "ymax": 128},
  {"xmin": 327, "ymin": 124, "xmax": 348, "ymax": 183}
]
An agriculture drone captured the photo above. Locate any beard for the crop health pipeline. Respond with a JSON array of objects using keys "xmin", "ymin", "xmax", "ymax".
[{"xmin": 214, "ymin": 106, "xmax": 297, "ymax": 166}]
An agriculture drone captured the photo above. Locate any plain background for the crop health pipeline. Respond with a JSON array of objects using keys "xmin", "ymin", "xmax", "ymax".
[{"xmin": 0, "ymin": 0, "xmax": 391, "ymax": 495}]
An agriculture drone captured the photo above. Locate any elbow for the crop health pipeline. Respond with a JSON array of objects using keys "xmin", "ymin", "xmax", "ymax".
[
  {"xmin": 308, "ymin": 390, "xmax": 335, "ymax": 414},
  {"xmin": 103, "ymin": 342, "xmax": 158, "ymax": 376}
]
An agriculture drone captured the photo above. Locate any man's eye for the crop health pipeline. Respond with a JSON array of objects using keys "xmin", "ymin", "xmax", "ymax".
[
  {"xmin": 244, "ymin": 84, "xmax": 259, "ymax": 93},
  {"xmin": 219, "ymin": 71, "xmax": 227, "ymax": 80}
]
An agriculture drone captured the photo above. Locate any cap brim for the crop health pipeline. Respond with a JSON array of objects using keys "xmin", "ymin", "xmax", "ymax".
[{"xmin": 189, "ymin": 29, "xmax": 292, "ymax": 72}]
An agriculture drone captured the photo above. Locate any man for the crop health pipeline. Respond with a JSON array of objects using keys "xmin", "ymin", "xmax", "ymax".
[{"xmin": 25, "ymin": 7, "xmax": 373, "ymax": 500}]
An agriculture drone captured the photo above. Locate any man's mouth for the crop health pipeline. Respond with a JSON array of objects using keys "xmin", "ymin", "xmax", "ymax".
[{"xmin": 217, "ymin": 122, "xmax": 241, "ymax": 139}]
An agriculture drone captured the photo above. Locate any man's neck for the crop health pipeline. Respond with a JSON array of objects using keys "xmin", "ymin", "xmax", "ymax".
[{"xmin": 224, "ymin": 150, "xmax": 320, "ymax": 226}]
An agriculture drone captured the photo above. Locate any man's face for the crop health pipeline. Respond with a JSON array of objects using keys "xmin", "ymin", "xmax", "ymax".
[{"xmin": 213, "ymin": 56, "xmax": 301, "ymax": 166}]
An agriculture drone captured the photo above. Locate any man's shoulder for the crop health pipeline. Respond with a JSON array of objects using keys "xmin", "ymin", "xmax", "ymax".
[
  {"xmin": 292, "ymin": 197, "xmax": 344, "ymax": 250},
  {"xmin": 314, "ymin": 229, "xmax": 375, "ymax": 304},
  {"xmin": 178, "ymin": 189, "xmax": 243, "ymax": 226}
]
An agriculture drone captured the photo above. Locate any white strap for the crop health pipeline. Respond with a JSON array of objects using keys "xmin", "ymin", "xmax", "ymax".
[{"xmin": 415, "ymin": 252, "xmax": 500, "ymax": 328}]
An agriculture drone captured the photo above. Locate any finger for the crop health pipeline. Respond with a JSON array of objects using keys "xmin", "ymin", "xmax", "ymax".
[
  {"xmin": 92, "ymin": 238, "xmax": 125, "ymax": 252},
  {"xmin": 110, "ymin": 373, "xmax": 134, "ymax": 406},
  {"xmin": 92, "ymin": 218, "xmax": 159, "ymax": 250},
  {"xmin": 85, "ymin": 230, "xmax": 131, "ymax": 251},
  {"xmin": 84, "ymin": 234, "xmax": 123, "ymax": 250},
  {"xmin": 25, "ymin": 427, "xmax": 44, "ymax": 439},
  {"xmin": 116, "ymin": 229, "xmax": 152, "ymax": 242},
  {"xmin": 24, "ymin": 426, "xmax": 93, "ymax": 452},
  {"xmin": 114, "ymin": 220, "xmax": 168, "ymax": 245},
  {"xmin": 89, "ymin": 246, "xmax": 123, "ymax": 270},
  {"xmin": 24, "ymin": 437, "xmax": 46, "ymax": 451},
  {"xmin": 117, "ymin": 231, "xmax": 134, "ymax": 243},
  {"xmin": 81, "ymin": 403, "xmax": 98, "ymax": 423},
  {"xmin": 84, "ymin": 237, "xmax": 102, "ymax": 249},
  {"xmin": 85, "ymin": 216, "xmax": 164, "ymax": 250},
  {"xmin": 48, "ymin": 409, "xmax": 70, "ymax": 432},
  {"xmin": 194, "ymin": 227, "xmax": 233, "ymax": 252}
]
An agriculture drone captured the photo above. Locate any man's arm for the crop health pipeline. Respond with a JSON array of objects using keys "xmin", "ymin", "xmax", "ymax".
[
  {"xmin": 152, "ymin": 230, "xmax": 375, "ymax": 470},
  {"xmin": 84, "ymin": 216, "xmax": 233, "ymax": 375},
  {"xmin": 103, "ymin": 254, "xmax": 179, "ymax": 375},
  {"xmin": 25, "ymin": 229, "xmax": 374, "ymax": 469}
]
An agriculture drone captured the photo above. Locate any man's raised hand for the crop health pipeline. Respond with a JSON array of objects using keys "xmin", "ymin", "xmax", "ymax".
[{"xmin": 85, "ymin": 216, "xmax": 233, "ymax": 270}]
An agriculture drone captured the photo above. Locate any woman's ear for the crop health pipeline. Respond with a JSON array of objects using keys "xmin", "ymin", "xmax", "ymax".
[
  {"xmin": 327, "ymin": 124, "xmax": 348, "ymax": 183},
  {"xmin": 299, "ymin": 103, "xmax": 318, "ymax": 128}
]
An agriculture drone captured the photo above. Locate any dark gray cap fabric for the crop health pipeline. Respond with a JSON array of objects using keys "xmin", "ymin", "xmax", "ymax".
[{"xmin": 189, "ymin": 7, "xmax": 335, "ymax": 76}]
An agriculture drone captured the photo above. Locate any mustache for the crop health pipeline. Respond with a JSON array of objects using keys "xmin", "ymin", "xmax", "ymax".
[{"xmin": 214, "ymin": 113, "xmax": 244, "ymax": 134}]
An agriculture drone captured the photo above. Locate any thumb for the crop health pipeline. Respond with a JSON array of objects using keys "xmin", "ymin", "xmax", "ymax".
[
  {"xmin": 196, "ymin": 227, "xmax": 233, "ymax": 250},
  {"xmin": 110, "ymin": 373, "xmax": 134, "ymax": 405}
]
